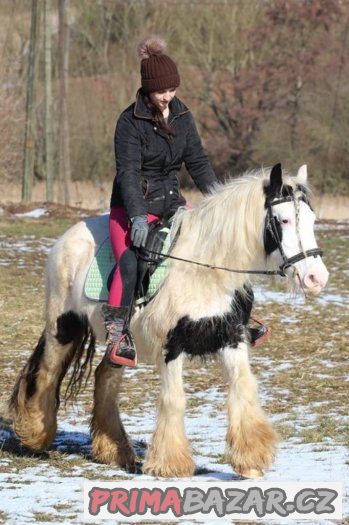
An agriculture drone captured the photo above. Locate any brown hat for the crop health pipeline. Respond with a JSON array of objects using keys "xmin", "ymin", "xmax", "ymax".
[{"xmin": 138, "ymin": 35, "xmax": 180, "ymax": 93}]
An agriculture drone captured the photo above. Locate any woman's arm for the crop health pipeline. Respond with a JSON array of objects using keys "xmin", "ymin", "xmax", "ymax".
[
  {"xmin": 182, "ymin": 112, "xmax": 218, "ymax": 193},
  {"xmin": 114, "ymin": 112, "xmax": 147, "ymax": 218}
]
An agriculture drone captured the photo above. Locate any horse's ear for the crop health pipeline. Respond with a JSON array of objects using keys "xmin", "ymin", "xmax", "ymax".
[
  {"xmin": 297, "ymin": 164, "xmax": 308, "ymax": 184},
  {"xmin": 269, "ymin": 163, "xmax": 283, "ymax": 195}
]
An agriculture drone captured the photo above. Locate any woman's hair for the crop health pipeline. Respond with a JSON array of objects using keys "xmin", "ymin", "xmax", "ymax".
[{"xmin": 142, "ymin": 90, "xmax": 176, "ymax": 137}]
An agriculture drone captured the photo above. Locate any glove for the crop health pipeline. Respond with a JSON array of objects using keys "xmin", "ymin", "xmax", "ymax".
[{"xmin": 130, "ymin": 215, "xmax": 149, "ymax": 248}]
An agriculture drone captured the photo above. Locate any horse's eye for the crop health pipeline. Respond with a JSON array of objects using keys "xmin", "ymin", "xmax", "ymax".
[{"xmin": 282, "ymin": 219, "xmax": 289, "ymax": 224}]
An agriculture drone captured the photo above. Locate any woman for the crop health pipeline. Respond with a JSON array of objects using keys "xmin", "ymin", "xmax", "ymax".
[{"xmin": 102, "ymin": 35, "xmax": 218, "ymax": 367}]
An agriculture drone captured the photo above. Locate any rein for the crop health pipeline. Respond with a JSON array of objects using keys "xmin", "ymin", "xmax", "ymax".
[
  {"xmin": 137, "ymin": 249, "xmax": 285, "ymax": 276},
  {"xmin": 137, "ymin": 194, "xmax": 323, "ymax": 278}
]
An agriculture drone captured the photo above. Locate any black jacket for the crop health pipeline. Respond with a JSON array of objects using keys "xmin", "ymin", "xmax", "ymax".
[{"xmin": 110, "ymin": 91, "xmax": 217, "ymax": 218}]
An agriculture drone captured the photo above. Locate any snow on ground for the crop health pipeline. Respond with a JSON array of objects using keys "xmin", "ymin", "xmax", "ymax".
[
  {"xmin": 15, "ymin": 208, "xmax": 48, "ymax": 218},
  {"xmin": 0, "ymin": 378, "xmax": 347, "ymax": 524},
  {"xmin": 254, "ymin": 288, "xmax": 348, "ymax": 307}
]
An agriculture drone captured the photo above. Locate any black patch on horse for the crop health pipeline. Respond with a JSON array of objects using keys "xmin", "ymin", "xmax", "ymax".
[
  {"xmin": 55, "ymin": 311, "xmax": 95, "ymax": 406},
  {"xmin": 164, "ymin": 288, "xmax": 253, "ymax": 364},
  {"xmin": 264, "ymin": 182, "xmax": 295, "ymax": 204},
  {"xmin": 264, "ymin": 214, "xmax": 282, "ymax": 255},
  {"xmin": 263, "ymin": 166, "xmax": 294, "ymax": 255},
  {"xmin": 56, "ymin": 311, "xmax": 88, "ymax": 345},
  {"xmin": 25, "ymin": 333, "xmax": 46, "ymax": 399},
  {"xmin": 9, "ymin": 332, "xmax": 46, "ymax": 409}
]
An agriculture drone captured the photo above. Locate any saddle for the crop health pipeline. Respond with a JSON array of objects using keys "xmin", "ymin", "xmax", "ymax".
[
  {"xmin": 134, "ymin": 219, "xmax": 173, "ymax": 303},
  {"xmin": 84, "ymin": 219, "xmax": 174, "ymax": 305}
]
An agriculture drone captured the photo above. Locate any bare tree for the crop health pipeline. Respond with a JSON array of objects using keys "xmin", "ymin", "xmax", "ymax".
[
  {"xmin": 44, "ymin": 0, "xmax": 54, "ymax": 201},
  {"xmin": 22, "ymin": 0, "xmax": 40, "ymax": 202},
  {"xmin": 58, "ymin": 0, "xmax": 71, "ymax": 204}
]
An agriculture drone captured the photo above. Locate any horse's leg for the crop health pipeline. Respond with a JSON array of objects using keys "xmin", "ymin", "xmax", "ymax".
[
  {"xmin": 222, "ymin": 342, "xmax": 279, "ymax": 478},
  {"xmin": 91, "ymin": 359, "xmax": 136, "ymax": 470},
  {"xmin": 143, "ymin": 354, "xmax": 195, "ymax": 477},
  {"xmin": 9, "ymin": 308, "xmax": 87, "ymax": 451}
]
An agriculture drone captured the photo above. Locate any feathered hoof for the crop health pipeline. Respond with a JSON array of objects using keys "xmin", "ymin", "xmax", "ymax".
[
  {"xmin": 92, "ymin": 433, "xmax": 136, "ymax": 471},
  {"xmin": 235, "ymin": 467, "xmax": 264, "ymax": 479},
  {"xmin": 12, "ymin": 416, "xmax": 57, "ymax": 452},
  {"xmin": 143, "ymin": 456, "xmax": 195, "ymax": 478}
]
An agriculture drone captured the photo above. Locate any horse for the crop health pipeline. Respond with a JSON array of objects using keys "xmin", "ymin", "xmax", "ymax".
[{"xmin": 9, "ymin": 163, "xmax": 328, "ymax": 478}]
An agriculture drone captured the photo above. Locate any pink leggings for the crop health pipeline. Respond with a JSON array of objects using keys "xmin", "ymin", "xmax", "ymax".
[{"xmin": 108, "ymin": 207, "xmax": 160, "ymax": 306}]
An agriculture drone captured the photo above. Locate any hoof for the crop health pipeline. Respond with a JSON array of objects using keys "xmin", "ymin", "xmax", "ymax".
[
  {"xmin": 237, "ymin": 467, "xmax": 264, "ymax": 478},
  {"xmin": 12, "ymin": 416, "xmax": 57, "ymax": 452},
  {"xmin": 143, "ymin": 456, "xmax": 195, "ymax": 478},
  {"xmin": 10, "ymin": 377, "xmax": 58, "ymax": 452},
  {"xmin": 92, "ymin": 433, "xmax": 136, "ymax": 471}
]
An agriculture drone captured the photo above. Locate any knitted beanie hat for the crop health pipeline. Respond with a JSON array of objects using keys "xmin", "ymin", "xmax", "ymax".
[{"xmin": 138, "ymin": 35, "xmax": 180, "ymax": 93}]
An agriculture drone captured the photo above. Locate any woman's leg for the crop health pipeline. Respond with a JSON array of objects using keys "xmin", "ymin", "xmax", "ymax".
[
  {"xmin": 108, "ymin": 207, "xmax": 134, "ymax": 307},
  {"xmin": 108, "ymin": 207, "xmax": 160, "ymax": 306},
  {"xmin": 103, "ymin": 207, "xmax": 160, "ymax": 367}
]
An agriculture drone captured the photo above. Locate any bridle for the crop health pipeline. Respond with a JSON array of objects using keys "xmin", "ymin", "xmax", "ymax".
[
  {"xmin": 264, "ymin": 194, "xmax": 323, "ymax": 276},
  {"xmin": 137, "ymin": 194, "xmax": 323, "ymax": 277}
]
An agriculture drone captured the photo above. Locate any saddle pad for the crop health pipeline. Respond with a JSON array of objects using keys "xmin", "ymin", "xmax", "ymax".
[
  {"xmin": 84, "ymin": 222, "xmax": 173, "ymax": 303},
  {"xmin": 84, "ymin": 237, "xmax": 115, "ymax": 302}
]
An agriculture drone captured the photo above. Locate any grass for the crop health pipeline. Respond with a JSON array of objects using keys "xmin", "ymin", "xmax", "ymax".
[{"xmin": 0, "ymin": 212, "xmax": 348, "ymax": 522}]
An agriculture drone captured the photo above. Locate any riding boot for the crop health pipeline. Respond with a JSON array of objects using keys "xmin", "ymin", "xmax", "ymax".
[{"xmin": 101, "ymin": 304, "xmax": 137, "ymax": 367}]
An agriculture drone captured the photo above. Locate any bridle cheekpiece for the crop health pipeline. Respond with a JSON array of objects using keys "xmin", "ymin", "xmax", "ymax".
[{"xmin": 264, "ymin": 194, "xmax": 323, "ymax": 277}]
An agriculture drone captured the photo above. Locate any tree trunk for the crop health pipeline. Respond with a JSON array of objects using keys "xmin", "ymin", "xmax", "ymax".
[
  {"xmin": 44, "ymin": 0, "xmax": 54, "ymax": 201},
  {"xmin": 22, "ymin": 0, "xmax": 40, "ymax": 202},
  {"xmin": 58, "ymin": 0, "xmax": 71, "ymax": 205}
]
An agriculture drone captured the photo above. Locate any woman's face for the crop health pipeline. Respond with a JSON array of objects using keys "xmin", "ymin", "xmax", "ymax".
[{"xmin": 149, "ymin": 88, "xmax": 176, "ymax": 111}]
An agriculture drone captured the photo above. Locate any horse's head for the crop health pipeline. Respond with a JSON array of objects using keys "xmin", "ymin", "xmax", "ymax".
[{"xmin": 263, "ymin": 163, "xmax": 329, "ymax": 294}]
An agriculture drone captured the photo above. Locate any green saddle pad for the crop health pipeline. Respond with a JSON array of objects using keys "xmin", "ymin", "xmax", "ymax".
[
  {"xmin": 84, "ymin": 237, "xmax": 115, "ymax": 302},
  {"xmin": 84, "ymin": 222, "xmax": 172, "ymax": 303}
]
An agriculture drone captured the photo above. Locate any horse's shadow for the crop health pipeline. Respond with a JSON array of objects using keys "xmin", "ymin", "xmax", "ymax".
[{"xmin": 0, "ymin": 416, "xmax": 242, "ymax": 479}]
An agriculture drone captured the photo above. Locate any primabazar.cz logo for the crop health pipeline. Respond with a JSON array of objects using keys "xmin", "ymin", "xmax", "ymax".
[{"xmin": 83, "ymin": 481, "xmax": 342, "ymax": 521}]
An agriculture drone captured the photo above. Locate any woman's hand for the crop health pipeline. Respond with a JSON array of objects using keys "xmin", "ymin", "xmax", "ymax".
[{"xmin": 130, "ymin": 215, "xmax": 149, "ymax": 248}]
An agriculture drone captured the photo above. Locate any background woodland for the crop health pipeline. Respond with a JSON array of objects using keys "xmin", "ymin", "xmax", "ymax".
[{"xmin": 1, "ymin": 0, "xmax": 349, "ymax": 204}]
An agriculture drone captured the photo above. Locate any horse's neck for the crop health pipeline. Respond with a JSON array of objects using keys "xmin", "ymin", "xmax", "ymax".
[{"xmin": 173, "ymin": 205, "xmax": 261, "ymax": 293}]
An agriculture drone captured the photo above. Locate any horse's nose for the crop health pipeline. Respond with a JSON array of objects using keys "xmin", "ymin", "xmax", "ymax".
[{"xmin": 303, "ymin": 267, "xmax": 329, "ymax": 290}]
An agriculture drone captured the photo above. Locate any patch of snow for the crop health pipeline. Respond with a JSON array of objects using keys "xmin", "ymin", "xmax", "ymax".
[
  {"xmin": 15, "ymin": 208, "xmax": 47, "ymax": 218},
  {"xmin": 0, "ymin": 381, "xmax": 348, "ymax": 524},
  {"xmin": 255, "ymin": 288, "xmax": 348, "ymax": 307}
]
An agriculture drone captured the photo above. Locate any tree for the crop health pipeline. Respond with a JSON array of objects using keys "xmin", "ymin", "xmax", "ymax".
[
  {"xmin": 58, "ymin": 0, "xmax": 71, "ymax": 205},
  {"xmin": 44, "ymin": 0, "xmax": 54, "ymax": 201},
  {"xmin": 22, "ymin": 0, "xmax": 40, "ymax": 201}
]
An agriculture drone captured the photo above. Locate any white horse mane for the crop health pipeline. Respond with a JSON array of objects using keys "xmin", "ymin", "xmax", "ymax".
[{"xmin": 170, "ymin": 167, "xmax": 303, "ymax": 291}]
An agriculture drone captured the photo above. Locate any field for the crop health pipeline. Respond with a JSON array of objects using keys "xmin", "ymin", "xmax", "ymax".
[{"xmin": 0, "ymin": 205, "xmax": 348, "ymax": 524}]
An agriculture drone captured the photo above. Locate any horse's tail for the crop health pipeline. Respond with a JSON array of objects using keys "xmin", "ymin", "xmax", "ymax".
[{"xmin": 63, "ymin": 313, "xmax": 96, "ymax": 404}]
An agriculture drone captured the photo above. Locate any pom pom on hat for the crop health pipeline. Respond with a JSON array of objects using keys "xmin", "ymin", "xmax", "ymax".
[
  {"xmin": 138, "ymin": 35, "xmax": 180, "ymax": 93},
  {"xmin": 138, "ymin": 35, "xmax": 167, "ymax": 60}
]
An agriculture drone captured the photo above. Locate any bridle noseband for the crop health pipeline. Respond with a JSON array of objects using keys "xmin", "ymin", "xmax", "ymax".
[{"xmin": 265, "ymin": 195, "xmax": 323, "ymax": 277}]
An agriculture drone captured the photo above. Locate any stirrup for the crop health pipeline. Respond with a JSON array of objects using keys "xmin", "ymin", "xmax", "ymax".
[
  {"xmin": 108, "ymin": 331, "xmax": 137, "ymax": 368},
  {"xmin": 250, "ymin": 318, "xmax": 271, "ymax": 348}
]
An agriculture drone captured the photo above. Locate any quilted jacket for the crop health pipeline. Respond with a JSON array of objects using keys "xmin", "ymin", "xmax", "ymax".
[{"xmin": 110, "ymin": 90, "xmax": 217, "ymax": 218}]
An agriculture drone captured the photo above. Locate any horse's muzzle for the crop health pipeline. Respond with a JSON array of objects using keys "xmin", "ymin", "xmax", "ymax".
[{"xmin": 301, "ymin": 266, "xmax": 329, "ymax": 294}]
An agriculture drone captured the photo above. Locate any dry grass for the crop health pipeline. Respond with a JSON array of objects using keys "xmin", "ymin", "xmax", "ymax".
[
  {"xmin": 0, "ymin": 211, "xmax": 347, "ymax": 522},
  {"xmin": 1, "ymin": 181, "xmax": 348, "ymax": 219}
]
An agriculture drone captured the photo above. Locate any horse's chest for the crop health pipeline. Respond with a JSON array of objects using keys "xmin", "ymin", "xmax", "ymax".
[
  {"xmin": 164, "ymin": 312, "xmax": 246, "ymax": 363},
  {"xmin": 164, "ymin": 288, "xmax": 253, "ymax": 363}
]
